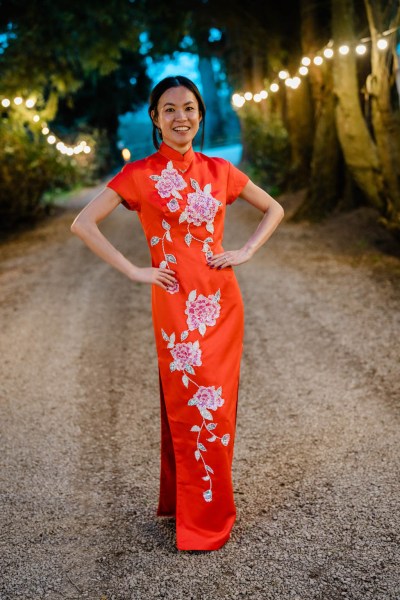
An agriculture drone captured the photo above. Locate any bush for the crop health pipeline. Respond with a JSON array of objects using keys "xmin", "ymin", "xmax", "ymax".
[
  {"xmin": 240, "ymin": 107, "xmax": 290, "ymax": 195},
  {"xmin": 0, "ymin": 120, "xmax": 109, "ymax": 230}
]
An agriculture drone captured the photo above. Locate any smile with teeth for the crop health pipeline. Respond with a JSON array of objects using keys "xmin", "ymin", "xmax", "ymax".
[{"xmin": 173, "ymin": 126, "xmax": 190, "ymax": 132}]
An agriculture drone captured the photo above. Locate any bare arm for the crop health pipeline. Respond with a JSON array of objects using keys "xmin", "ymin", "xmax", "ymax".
[
  {"xmin": 70, "ymin": 187, "xmax": 177, "ymax": 290},
  {"xmin": 207, "ymin": 179, "xmax": 285, "ymax": 269}
]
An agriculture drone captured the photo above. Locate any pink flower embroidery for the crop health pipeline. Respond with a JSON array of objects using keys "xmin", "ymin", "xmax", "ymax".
[
  {"xmin": 167, "ymin": 198, "xmax": 180, "ymax": 212},
  {"xmin": 170, "ymin": 341, "xmax": 202, "ymax": 371},
  {"xmin": 184, "ymin": 180, "xmax": 221, "ymax": 226},
  {"xmin": 166, "ymin": 280, "xmax": 179, "ymax": 294},
  {"xmin": 189, "ymin": 386, "xmax": 224, "ymax": 411},
  {"xmin": 185, "ymin": 289, "xmax": 221, "ymax": 336},
  {"xmin": 150, "ymin": 161, "xmax": 186, "ymax": 199}
]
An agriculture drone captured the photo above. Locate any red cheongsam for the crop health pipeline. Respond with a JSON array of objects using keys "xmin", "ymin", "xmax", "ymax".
[{"xmin": 106, "ymin": 141, "xmax": 249, "ymax": 550}]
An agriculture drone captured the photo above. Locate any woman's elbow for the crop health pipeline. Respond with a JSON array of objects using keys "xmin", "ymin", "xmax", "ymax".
[{"xmin": 70, "ymin": 218, "xmax": 90, "ymax": 237}]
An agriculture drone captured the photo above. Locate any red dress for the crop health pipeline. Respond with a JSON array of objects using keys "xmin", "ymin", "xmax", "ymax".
[{"xmin": 106, "ymin": 141, "xmax": 249, "ymax": 550}]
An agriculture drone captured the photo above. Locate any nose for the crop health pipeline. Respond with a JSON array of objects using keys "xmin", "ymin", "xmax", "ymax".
[{"xmin": 174, "ymin": 109, "xmax": 187, "ymax": 120}]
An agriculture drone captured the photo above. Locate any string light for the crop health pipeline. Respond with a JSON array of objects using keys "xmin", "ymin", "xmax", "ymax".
[
  {"xmin": 0, "ymin": 92, "xmax": 92, "ymax": 156},
  {"xmin": 231, "ymin": 26, "xmax": 398, "ymax": 108}
]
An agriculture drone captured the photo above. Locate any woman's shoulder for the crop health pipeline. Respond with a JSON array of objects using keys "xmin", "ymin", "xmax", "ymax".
[{"xmin": 194, "ymin": 151, "xmax": 230, "ymax": 167}]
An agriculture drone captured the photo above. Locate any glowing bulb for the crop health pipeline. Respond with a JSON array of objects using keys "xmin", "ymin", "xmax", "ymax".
[
  {"xmin": 244, "ymin": 92, "xmax": 253, "ymax": 101},
  {"xmin": 41, "ymin": 127, "xmax": 49, "ymax": 135},
  {"xmin": 14, "ymin": 96, "xmax": 23, "ymax": 105},
  {"xmin": 47, "ymin": 135, "xmax": 56, "ymax": 144},
  {"xmin": 285, "ymin": 78, "xmax": 293, "ymax": 88},
  {"xmin": 313, "ymin": 56, "xmax": 323, "ymax": 65},
  {"xmin": 25, "ymin": 99, "xmax": 35, "ymax": 108},
  {"xmin": 33, "ymin": 114, "xmax": 40, "ymax": 122},
  {"xmin": 339, "ymin": 45, "xmax": 350, "ymax": 55},
  {"xmin": 291, "ymin": 77, "xmax": 301, "ymax": 89},
  {"xmin": 253, "ymin": 93, "xmax": 262, "ymax": 102},
  {"xmin": 299, "ymin": 66, "xmax": 308, "ymax": 76},
  {"xmin": 1, "ymin": 98, "xmax": 10, "ymax": 107},
  {"xmin": 301, "ymin": 57, "xmax": 311, "ymax": 66},
  {"xmin": 270, "ymin": 83, "xmax": 279, "ymax": 92},
  {"xmin": 356, "ymin": 44, "xmax": 367, "ymax": 55},
  {"xmin": 377, "ymin": 38, "xmax": 388, "ymax": 50},
  {"xmin": 66, "ymin": 148, "xmax": 74, "ymax": 156},
  {"xmin": 122, "ymin": 148, "xmax": 131, "ymax": 161},
  {"xmin": 323, "ymin": 48, "xmax": 334, "ymax": 58},
  {"xmin": 232, "ymin": 94, "xmax": 245, "ymax": 107},
  {"xmin": 260, "ymin": 90, "xmax": 268, "ymax": 99},
  {"xmin": 56, "ymin": 142, "xmax": 65, "ymax": 151},
  {"xmin": 278, "ymin": 70, "xmax": 288, "ymax": 80}
]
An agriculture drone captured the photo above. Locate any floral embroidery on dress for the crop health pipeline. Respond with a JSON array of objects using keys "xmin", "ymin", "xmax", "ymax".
[
  {"xmin": 150, "ymin": 165, "xmax": 222, "ymax": 262},
  {"xmin": 150, "ymin": 161, "xmax": 187, "ymax": 200},
  {"xmin": 185, "ymin": 289, "xmax": 221, "ymax": 336},
  {"xmin": 179, "ymin": 179, "xmax": 222, "ymax": 260},
  {"xmin": 150, "ymin": 219, "xmax": 179, "ymax": 294},
  {"xmin": 161, "ymin": 288, "xmax": 229, "ymax": 503}
]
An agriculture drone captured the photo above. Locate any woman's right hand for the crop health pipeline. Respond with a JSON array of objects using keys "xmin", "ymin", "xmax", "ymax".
[{"xmin": 131, "ymin": 267, "xmax": 178, "ymax": 291}]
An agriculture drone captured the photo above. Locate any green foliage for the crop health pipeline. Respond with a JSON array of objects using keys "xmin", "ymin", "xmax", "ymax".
[
  {"xmin": 240, "ymin": 107, "xmax": 290, "ymax": 195},
  {"xmin": 0, "ymin": 119, "xmax": 106, "ymax": 230}
]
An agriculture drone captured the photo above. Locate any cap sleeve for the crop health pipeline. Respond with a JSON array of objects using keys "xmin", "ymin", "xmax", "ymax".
[
  {"xmin": 226, "ymin": 162, "xmax": 249, "ymax": 205},
  {"xmin": 106, "ymin": 162, "xmax": 141, "ymax": 212}
]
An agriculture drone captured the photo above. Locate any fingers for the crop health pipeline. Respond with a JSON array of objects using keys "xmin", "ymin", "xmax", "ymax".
[
  {"xmin": 156, "ymin": 267, "xmax": 177, "ymax": 289},
  {"xmin": 207, "ymin": 254, "xmax": 231, "ymax": 269}
]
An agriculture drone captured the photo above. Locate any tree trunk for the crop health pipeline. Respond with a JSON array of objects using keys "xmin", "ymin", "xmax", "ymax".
[
  {"xmin": 364, "ymin": 0, "xmax": 400, "ymax": 228},
  {"xmin": 332, "ymin": 0, "xmax": 387, "ymax": 213},
  {"xmin": 292, "ymin": 0, "xmax": 341, "ymax": 220}
]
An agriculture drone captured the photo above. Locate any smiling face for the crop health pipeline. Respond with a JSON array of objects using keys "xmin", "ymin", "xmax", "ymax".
[{"xmin": 151, "ymin": 86, "xmax": 202, "ymax": 154}]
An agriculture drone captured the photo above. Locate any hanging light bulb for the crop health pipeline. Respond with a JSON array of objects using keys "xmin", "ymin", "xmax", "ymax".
[
  {"xmin": 25, "ymin": 99, "xmax": 35, "ymax": 108},
  {"xmin": 33, "ymin": 114, "xmax": 40, "ymax": 122},
  {"xmin": 301, "ymin": 57, "xmax": 311, "ymax": 66},
  {"xmin": 278, "ymin": 70, "xmax": 288, "ymax": 80},
  {"xmin": 356, "ymin": 44, "xmax": 367, "ymax": 55},
  {"xmin": 313, "ymin": 56, "xmax": 323, "ymax": 65},
  {"xmin": 41, "ymin": 127, "xmax": 49, "ymax": 135},
  {"xmin": 13, "ymin": 97, "xmax": 23, "ymax": 105},
  {"xmin": 339, "ymin": 45, "xmax": 350, "ymax": 55},
  {"xmin": 270, "ymin": 83, "xmax": 279, "ymax": 92},
  {"xmin": 323, "ymin": 48, "xmax": 334, "ymax": 58},
  {"xmin": 244, "ymin": 92, "xmax": 253, "ymax": 101},
  {"xmin": 377, "ymin": 38, "xmax": 388, "ymax": 50},
  {"xmin": 253, "ymin": 93, "xmax": 262, "ymax": 102},
  {"xmin": 1, "ymin": 98, "xmax": 10, "ymax": 107},
  {"xmin": 291, "ymin": 77, "xmax": 301, "ymax": 89},
  {"xmin": 260, "ymin": 90, "xmax": 268, "ymax": 99},
  {"xmin": 299, "ymin": 66, "xmax": 308, "ymax": 76}
]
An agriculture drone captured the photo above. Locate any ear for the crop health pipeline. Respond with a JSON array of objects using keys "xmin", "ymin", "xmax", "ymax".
[
  {"xmin": 199, "ymin": 112, "xmax": 203, "ymax": 123},
  {"xmin": 151, "ymin": 109, "xmax": 158, "ymax": 126}
]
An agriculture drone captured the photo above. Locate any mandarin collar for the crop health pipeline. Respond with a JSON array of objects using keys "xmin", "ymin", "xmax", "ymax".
[{"xmin": 158, "ymin": 141, "xmax": 195, "ymax": 169}]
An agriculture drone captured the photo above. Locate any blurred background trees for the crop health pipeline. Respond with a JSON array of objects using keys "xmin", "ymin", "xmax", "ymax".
[{"xmin": 1, "ymin": 0, "xmax": 399, "ymax": 234}]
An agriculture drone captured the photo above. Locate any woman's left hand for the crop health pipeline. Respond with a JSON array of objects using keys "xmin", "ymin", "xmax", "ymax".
[{"xmin": 207, "ymin": 247, "xmax": 253, "ymax": 269}]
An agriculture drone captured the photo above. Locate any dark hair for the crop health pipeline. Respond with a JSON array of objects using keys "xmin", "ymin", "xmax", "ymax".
[{"xmin": 148, "ymin": 75, "xmax": 206, "ymax": 151}]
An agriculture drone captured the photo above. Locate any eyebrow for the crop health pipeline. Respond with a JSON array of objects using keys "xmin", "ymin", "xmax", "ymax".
[{"xmin": 162, "ymin": 101, "xmax": 195, "ymax": 107}]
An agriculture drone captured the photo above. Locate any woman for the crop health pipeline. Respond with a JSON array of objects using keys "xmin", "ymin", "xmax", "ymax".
[{"xmin": 71, "ymin": 75, "xmax": 284, "ymax": 551}]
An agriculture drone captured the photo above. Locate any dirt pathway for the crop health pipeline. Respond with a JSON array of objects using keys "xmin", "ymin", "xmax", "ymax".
[{"xmin": 0, "ymin": 186, "xmax": 399, "ymax": 600}]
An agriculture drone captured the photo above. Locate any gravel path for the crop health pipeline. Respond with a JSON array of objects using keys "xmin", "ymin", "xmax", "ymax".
[{"xmin": 0, "ymin": 186, "xmax": 399, "ymax": 600}]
